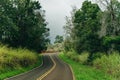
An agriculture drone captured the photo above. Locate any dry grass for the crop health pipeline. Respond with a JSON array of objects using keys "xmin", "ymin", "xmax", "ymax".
[
  {"xmin": 0, "ymin": 44, "xmax": 38, "ymax": 73},
  {"xmin": 64, "ymin": 50, "xmax": 120, "ymax": 79},
  {"xmin": 93, "ymin": 52, "xmax": 120, "ymax": 79},
  {"xmin": 65, "ymin": 51, "xmax": 89, "ymax": 64}
]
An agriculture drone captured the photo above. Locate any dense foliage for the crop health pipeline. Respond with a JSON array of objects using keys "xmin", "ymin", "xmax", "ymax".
[
  {"xmin": 62, "ymin": 0, "xmax": 120, "ymax": 79},
  {"xmin": 0, "ymin": 44, "xmax": 42, "ymax": 79},
  {"xmin": 64, "ymin": 0, "xmax": 120, "ymax": 62},
  {"xmin": 0, "ymin": 0, "xmax": 49, "ymax": 52},
  {"xmin": 54, "ymin": 35, "xmax": 63, "ymax": 43},
  {"xmin": 73, "ymin": 1, "xmax": 101, "ymax": 53}
]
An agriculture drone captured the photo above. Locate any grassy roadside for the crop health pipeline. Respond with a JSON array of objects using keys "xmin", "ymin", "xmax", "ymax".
[
  {"xmin": 59, "ymin": 52, "xmax": 115, "ymax": 80},
  {"xmin": 0, "ymin": 45, "xmax": 43, "ymax": 80},
  {"xmin": 0, "ymin": 56, "xmax": 42, "ymax": 80}
]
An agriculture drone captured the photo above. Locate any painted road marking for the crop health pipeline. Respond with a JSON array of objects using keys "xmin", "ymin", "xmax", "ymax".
[
  {"xmin": 4, "ymin": 56, "xmax": 44, "ymax": 80},
  {"xmin": 37, "ymin": 56, "xmax": 56, "ymax": 80}
]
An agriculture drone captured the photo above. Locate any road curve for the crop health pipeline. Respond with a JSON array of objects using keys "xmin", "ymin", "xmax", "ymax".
[
  {"xmin": 5, "ymin": 55, "xmax": 53, "ymax": 80},
  {"xmin": 38, "ymin": 54, "xmax": 74, "ymax": 80}
]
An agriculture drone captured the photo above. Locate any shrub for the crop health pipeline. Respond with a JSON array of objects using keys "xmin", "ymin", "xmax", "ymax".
[
  {"xmin": 0, "ymin": 44, "xmax": 38, "ymax": 73},
  {"xmin": 93, "ymin": 52, "xmax": 120, "ymax": 79},
  {"xmin": 103, "ymin": 36, "xmax": 120, "ymax": 52},
  {"xmin": 65, "ymin": 51, "xmax": 89, "ymax": 64}
]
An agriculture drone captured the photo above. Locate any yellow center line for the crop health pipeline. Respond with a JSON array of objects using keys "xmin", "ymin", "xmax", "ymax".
[{"xmin": 37, "ymin": 55, "xmax": 56, "ymax": 80}]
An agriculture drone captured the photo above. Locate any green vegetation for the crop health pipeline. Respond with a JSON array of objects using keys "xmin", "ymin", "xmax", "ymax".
[
  {"xmin": 64, "ymin": 1, "xmax": 103, "ymax": 62},
  {"xmin": 47, "ymin": 43, "xmax": 64, "ymax": 52},
  {"xmin": 0, "ymin": 44, "xmax": 42, "ymax": 80},
  {"xmin": 54, "ymin": 35, "xmax": 63, "ymax": 44},
  {"xmin": 0, "ymin": 0, "xmax": 49, "ymax": 52},
  {"xmin": 1, "ymin": 0, "xmax": 120, "ymax": 79},
  {"xmin": 0, "ymin": 0, "xmax": 47, "ymax": 79},
  {"xmin": 65, "ymin": 51, "xmax": 89, "ymax": 64},
  {"xmin": 0, "ymin": 1, "xmax": 48, "ymax": 78},
  {"xmin": 61, "ymin": 51, "xmax": 120, "ymax": 79},
  {"xmin": 63, "ymin": 0, "xmax": 120, "ymax": 61},
  {"xmin": 47, "ymin": 35, "xmax": 64, "ymax": 52},
  {"xmin": 63, "ymin": 0, "xmax": 120, "ymax": 79},
  {"xmin": 93, "ymin": 53, "xmax": 120, "ymax": 79},
  {"xmin": 59, "ymin": 52, "xmax": 114, "ymax": 80}
]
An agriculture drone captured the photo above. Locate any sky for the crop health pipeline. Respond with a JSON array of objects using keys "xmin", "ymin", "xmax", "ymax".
[{"xmin": 38, "ymin": 0, "xmax": 86, "ymax": 43}]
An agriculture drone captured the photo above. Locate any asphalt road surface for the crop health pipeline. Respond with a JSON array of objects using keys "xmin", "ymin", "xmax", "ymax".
[
  {"xmin": 5, "ymin": 55, "xmax": 53, "ymax": 80},
  {"xmin": 41, "ymin": 54, "xmax": 73, "ymax": 80},
  {"xmin": 5, "ymin": 53, "xmax": 74, "ymax": 80}
]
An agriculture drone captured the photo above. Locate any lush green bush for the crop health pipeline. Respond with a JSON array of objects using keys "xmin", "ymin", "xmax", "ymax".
[
  {"xmin": 0, "ymin": 44, "xmax": 38, "ymax": 74},
  {"xmin": 103, "ymin": 36, "xmax": 120, "ymax": 52},
  {"xmin": 64, "ymin": 50, "xmax": 120, "ymax": 79},
  {"xmin": 93, "ymin": 52, "xmax": 120, "ymax": 79},
  {"xmin": 65, "ymin": 51, "xmax": 89, "ymax": 64}
]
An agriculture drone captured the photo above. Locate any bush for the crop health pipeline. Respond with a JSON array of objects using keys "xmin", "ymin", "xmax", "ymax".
[
  {"xmin": 0, "ymin": 44, "xmax": 38, "ymax": 73},
  {"xmin": 65, "ymin": 51, "xmax": 89, "ymax": 64},
  {"xmin": 93, "ymin": 52, "xmax": 120, "ymax": 79},
  {"xmin": 87, "ymin": 52, "xmax": 103, "ymax": 64},
  {"xmin": 103, "ymin": 36, "xmax": 120, "ymax": 52}
]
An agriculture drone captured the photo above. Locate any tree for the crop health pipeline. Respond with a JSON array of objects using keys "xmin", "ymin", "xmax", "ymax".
[
  {"xmin": 54, "ymin": 35, "xmax": 63, "ymax": 43},
  {"xmin": 73, "ymin": 1, "xmax": 101, "ymax": 53},
  {"xmin": 63, "ymin": 7, "xmax": 77, "ymax": 51},
  {"xmin": 98, "ymin": 0, "xmax": 120, "ymax": 53},
  {"xmin": 63, "ymin": 1, "xmax": 102, "ymax": 62},
  {"xmin": 0, "ymin": 0, "xmax": 49, "ymax": 52},
  {"xmin": 98, "ymin": 0, "xmax": 120, "ymax": 36}
]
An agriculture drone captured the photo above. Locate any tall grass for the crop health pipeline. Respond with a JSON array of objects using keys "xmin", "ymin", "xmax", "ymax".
[
  {"xmin": 93, "ymin": 52, "xmax": 120, "ymax": 79},
  {"xmin": 0, "ymin": 44, "xmax": 38, "ymax": 74},
  {"xmin": 65, "ymin": 50, "xmax": 89, "ymax": 64},
  {"xmin": 64, "ymin": 51, "xmax": 120, "ymax": 80}
]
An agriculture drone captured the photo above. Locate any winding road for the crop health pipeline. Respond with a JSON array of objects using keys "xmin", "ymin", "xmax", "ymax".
[{"xmin": 5, "ymin": 53, "xmax": 74, "ymax": 80}]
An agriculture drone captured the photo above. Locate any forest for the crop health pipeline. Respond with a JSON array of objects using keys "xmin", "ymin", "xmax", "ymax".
[
  {"xmin": 62, "ymin": 0, "xmax": 120, "ymax": 79},
  {"xmin": 0, "ymin": 0, "xmax": 49, "ymax": 52}
]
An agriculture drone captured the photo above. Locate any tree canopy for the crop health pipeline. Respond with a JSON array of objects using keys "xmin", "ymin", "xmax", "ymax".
[
  {"xmin": 73, "ymin": 1, "xmax": 101, "ymax": 54},
  {"xmin": 0, "ymin": 0, "xmax": 49, "ymax": 52},
  {"xmin": 54, "ymin": 35, "xmax": 63, "ymax": 43},
  {"xmin": 63, "ymin": 0, "xmax": 120, "ymax": 62}
]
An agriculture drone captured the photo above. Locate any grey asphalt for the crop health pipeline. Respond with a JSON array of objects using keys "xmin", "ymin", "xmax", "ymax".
[
  {"xmin": 5, "ymin": 55, "xmax": 53, "ymax": 80},
  {"xmin": 5, "ymin": 54, "xmax": 74, "ymax": 80},
  {"xmin": 42, "ymin": 54, "xmax": 73, "ymax": 80}
]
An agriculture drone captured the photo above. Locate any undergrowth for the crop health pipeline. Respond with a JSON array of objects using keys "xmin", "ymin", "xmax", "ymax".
[
  {"xmin": 62, "ymin": 50, "xmax": 120, "ymax": 80},
  {"xmin": 59, "ymin": 52, "xmax": 114, "ymax": 80},
  {"xmin": 0, "ymin": 44, "xmax": 42, "ymax": 80}
]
